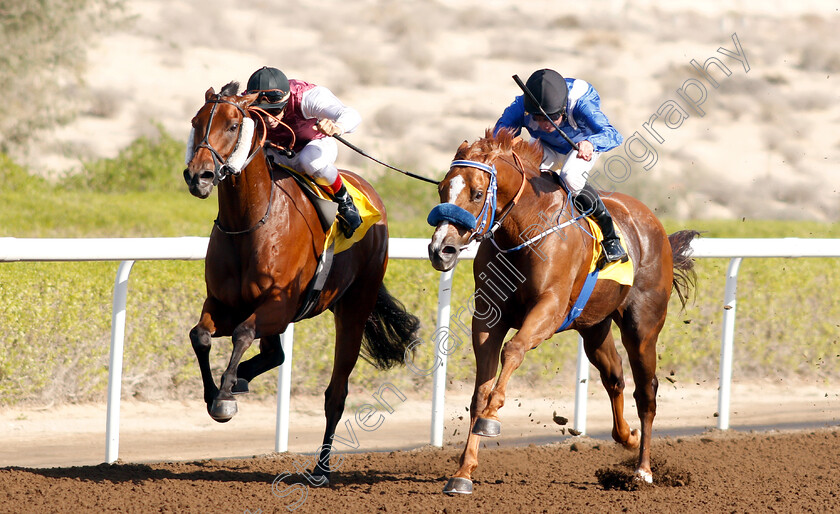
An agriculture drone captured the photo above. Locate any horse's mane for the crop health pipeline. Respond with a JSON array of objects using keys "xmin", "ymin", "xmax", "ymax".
[
  {"xmin": 455, "ymin": 128, "xmax": 544, "ymax": 173},
  {"xmin": 220, "ymin": 81, "xmax": 240, "ymax": 97}
]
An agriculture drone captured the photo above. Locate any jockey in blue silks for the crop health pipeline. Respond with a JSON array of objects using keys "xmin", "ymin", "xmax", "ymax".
[{"xmin": 494, "ymin": 69, "xmax": 627, "ymax": 263}]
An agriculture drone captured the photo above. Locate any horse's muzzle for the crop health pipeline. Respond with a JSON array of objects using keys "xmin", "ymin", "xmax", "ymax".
[
  {"xmin": 184, "ymin": 168, "xmax": 215, "ymax": 199},
  {"xmin": 428, "ymin": 241, "xmax": 459, "ymax": 272}
]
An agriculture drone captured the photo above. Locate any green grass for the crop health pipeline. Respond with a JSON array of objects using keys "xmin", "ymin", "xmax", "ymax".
[{"xmin": 1, "ymin": 134, "xmax": 838, "ymax": 407}]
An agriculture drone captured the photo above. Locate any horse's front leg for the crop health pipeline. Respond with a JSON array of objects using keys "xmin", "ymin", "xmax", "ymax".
[
  {"xmin": 189, "ymin": 299, "xmax": 227, "ymax": 412},
  {"xmin": 444, "ymin": 326, "xmax": 506, "ymax": 495},
  {"xmin": 210, "ymin": 314, "xmax": 257, "ymax": 423},
  {"xmin": 477, "ymin": 299, "xmax": 559, "ymax": 430},
  {"xmin": 233, "ymin": 333, "xmax": 286, "ymax": 394}
]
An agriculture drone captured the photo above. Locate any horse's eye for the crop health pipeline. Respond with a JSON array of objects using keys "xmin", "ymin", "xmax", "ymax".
[
  {"xmin": 473, "ymin": 190, "xmax": 484, "ymax": 201},
  {"xmin": 229, "ymin": 123, "xmax": 239, "ymax": 132}
]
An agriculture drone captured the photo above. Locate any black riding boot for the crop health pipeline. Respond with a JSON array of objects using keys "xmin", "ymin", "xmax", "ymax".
[
  {"xmin": 573, "ymin": 183, "xmax": 628, "ymax": 263},
  {"xmin": 333, "ymin": 184, "xmax": 362, "ymax": 238}
]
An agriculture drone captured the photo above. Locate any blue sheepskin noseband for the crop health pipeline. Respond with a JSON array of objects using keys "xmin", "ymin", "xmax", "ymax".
[{"xmin": 427, "ymin": 202, "xmax": 478, "ymax": 230}]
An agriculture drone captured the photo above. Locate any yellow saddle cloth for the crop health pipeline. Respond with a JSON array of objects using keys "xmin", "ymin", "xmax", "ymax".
[
  {"xmin": 280, "ymin": 165, "xmax": 382, "ymax": 255},
  {"xmin": 581, "ymin": 216, "xmax": 634, "ymax": 286}
]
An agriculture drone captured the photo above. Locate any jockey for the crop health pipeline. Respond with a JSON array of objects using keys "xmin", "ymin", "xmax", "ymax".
[
  {"xmin": 245, "ymin": 66, "xmax": 362, "ymax": 237},
  {"xmin": 494, "ymin": 69, "xmax": 627, "ymax": 263}
]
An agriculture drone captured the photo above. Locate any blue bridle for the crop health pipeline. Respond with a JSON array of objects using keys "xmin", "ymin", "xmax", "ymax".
[{"xmin": 427, "ymin": 159, "xmax": 498, "ymax": 242}]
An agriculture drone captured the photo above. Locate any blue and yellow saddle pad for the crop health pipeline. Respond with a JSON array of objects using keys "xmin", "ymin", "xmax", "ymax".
[
  {"xmin": 279, "ymin": 165, "xmax": 382, "ymax": 255},
  {"xmin": 556, "ymin": 216, "xmax": 634, "ymax": 332},
  {"xmin": 582, "ymin": 216, "xmax": 634, "ymax": 285}
]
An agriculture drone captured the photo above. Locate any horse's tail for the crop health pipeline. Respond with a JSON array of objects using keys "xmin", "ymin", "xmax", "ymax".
[
  {"xmin": 668, "ymin": 230, "xmax": 701, "ymax": 310},
  {"xmin": 361, "ymin": 284, "xmax": 421, "ymax": 370}
]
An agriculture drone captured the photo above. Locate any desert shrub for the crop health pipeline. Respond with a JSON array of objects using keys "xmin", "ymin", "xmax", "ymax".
[
  {"xmin": 0, "ymin": 0, "xmax": 127, "ymax": 152},
  {"xmin": 62, "ymin": 125, "xmax": 185, "ymax": 193}
]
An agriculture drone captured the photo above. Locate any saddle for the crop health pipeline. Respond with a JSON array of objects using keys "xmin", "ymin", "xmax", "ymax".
[{"xmin": 271, "ymin": 163, "xmax": 383, "ymax": 320}]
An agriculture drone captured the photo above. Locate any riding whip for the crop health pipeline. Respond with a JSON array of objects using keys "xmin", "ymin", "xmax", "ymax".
[
  {"xmin": 512, "ymin": 74, "xmax": 580, "ymax": 152},
  {"xmin": 333, "ymin": 134, "xmax": 440, "ymax": 185}
]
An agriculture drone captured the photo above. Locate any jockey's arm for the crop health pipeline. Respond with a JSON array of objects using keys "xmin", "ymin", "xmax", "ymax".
[
  {"xmin": 300, "ymin": 86, "xmax": 361, "ymax": 135},
  {"xmin": 573, "ymin": 95, "xmax": 622, "ymax": 153}
]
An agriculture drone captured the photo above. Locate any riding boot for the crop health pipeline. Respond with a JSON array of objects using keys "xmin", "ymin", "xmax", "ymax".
[
  {"xmin": 332, "ymin": 184, "xmax": 362, "ymax": 238},
  {"xmin": 573, "ymin": 183, "xmax": 628, "ymax": 263}
]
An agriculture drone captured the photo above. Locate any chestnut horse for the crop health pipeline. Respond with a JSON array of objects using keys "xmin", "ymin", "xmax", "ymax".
[
  {"xmin": 428, "ymin": 129, "xmax": 698, "ymax": 493},
  {"xmin": 183, "ymin": 82, "xmax": 419, "ymax": 483}
]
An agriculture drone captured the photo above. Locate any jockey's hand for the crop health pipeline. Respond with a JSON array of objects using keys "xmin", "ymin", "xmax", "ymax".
[
  {"xmin": 315, "ymin": 119, "xmax": 344, "ymax": 137},
  {"xmin": 576, "ymin": 140, "xmax": 594, "ymax": 161}
]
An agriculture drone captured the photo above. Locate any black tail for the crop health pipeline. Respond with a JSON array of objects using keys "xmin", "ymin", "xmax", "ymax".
[
  {"xmin": 668, "ymin": 230, "xmax": 700, "ymax": 310},
  {"xmin": 361, "ymin": 285, "xmax": 421, "ymax": 370}
]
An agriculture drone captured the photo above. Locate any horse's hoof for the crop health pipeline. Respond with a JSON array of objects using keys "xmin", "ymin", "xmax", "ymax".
[
  {"xmin": 625, "ymin": 428, "xmax": 641, "ymax": 449},
  {"xmin": 307, "ymin": 467, "xmax": 330, "ymax": 487},
  {"xmin": 634, "ymin": 468, "xmax": 653, "ymax": 484},
  {"xmin": 231, "ymin": 378, "xmax": 250, "ymax": 395},
  {"xmin": 209, "ymin": 398, "xmax": 238, "ymax": 423},
  {"xmin": 472, "ymin": 417, "xmax": 501, "ymax": 437},
  {"xmin": 443, "ymin": 476, "xmax": 473, "ymax": 495}
]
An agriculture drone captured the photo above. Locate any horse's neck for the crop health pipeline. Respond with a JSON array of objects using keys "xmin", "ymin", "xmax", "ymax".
[{"xmin": 216, "ymin": 157, "xmax": 274, "ymax": 229}]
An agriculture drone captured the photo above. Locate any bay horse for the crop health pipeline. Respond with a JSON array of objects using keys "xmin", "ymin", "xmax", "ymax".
[
  {"xmin": 183, "ymin": 82, "xmax": 419, "ymax": 483},
  {"xmin": 427, "ymin": 129, "xmax": 698, "ymax": 493}
]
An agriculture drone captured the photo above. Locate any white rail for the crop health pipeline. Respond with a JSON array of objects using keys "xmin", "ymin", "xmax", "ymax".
[{"xmin": 1, "ymin": 236, "xmax": 838, "ymax": 463}]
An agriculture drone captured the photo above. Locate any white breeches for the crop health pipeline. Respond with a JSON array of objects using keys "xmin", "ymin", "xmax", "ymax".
[
  {"xmin": 539, "ymin": 143, "xmax": 601, "ymax": 192},
  {"xmin": 269, "ymin": 136, "xmax": 339, "ymax": 185}
]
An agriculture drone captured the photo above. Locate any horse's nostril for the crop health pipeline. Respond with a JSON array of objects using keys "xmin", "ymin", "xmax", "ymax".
[
  {"xmin": 183, "ymin": 169, "xmax": 191, "ymax": 184},
  {"xmin": 441, "ymin": 245, "xmax": 457, "ymax": 255},
  {"xmin": 200, "ymin": 170, "xmax": 215, "ymax": 181}
]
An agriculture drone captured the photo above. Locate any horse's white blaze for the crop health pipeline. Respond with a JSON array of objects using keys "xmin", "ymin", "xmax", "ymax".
[
  {"xmin": 431, "ymin": 221, "xmax": 451, "ymax": 249},
  {"xmin": 447, "ymin": 175, "xmax": 466, "ymax": 203}
]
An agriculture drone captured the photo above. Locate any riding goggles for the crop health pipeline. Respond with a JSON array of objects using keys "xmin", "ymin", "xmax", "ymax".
[
  {"xmin": 249, "ymin": 88, "xmax": 291, "ymax": 110},
  {"xmin": 529, "ymin": 111, "xmax": 563, "ymax": 122}
]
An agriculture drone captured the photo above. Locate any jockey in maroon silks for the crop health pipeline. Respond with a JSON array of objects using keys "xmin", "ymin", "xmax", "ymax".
[{"xmin": 246, "ymin": 66, "xmax": 362, "ymax": 237}]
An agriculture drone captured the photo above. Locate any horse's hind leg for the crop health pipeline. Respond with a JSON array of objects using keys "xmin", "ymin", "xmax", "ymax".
[
  {"xmin": 233, "ymin": 334, "xmax": 286, "ymax": 393},
  {"xmin": 616, "ymin": 302, "xmax": 667, "ymax": 483},
  {"xmin": 311, "ymin": 282, "xmax": 377, "ymax": 485},
  {"xmin": 579, "ymin": 319, "xmax": 638, "ymax": 448}
]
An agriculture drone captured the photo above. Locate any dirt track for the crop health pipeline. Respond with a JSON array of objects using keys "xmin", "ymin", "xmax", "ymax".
[{"xmin": 2, "ymin": 427, "xmax": 839, "ymax": 513}]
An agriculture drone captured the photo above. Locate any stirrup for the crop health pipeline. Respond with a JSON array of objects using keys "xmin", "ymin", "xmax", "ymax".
[
  {"xmin": 335, "ymin": 197, "xmax": 362, "ymax": 238},
  {"xmin": 601, "ymin": 238, "xmax": 628, "ymax": 263}
]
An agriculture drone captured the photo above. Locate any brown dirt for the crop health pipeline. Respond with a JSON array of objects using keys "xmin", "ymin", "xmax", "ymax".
[
  {"xmin": 1, "ymin": 383, "xmax": 839, "ymax": 512},
  {"xmin": 1, "ymin": 428, "xmax": 839, "ymax": 513}
]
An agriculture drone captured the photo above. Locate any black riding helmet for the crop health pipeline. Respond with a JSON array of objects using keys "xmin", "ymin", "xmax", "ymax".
[
  {"xmin": 246, "ymin": 66, "xmax": 291, "ymax": 111},
  {"xmin": 524, "ymin": 69, "xmax": 568, "ymax": 119}
]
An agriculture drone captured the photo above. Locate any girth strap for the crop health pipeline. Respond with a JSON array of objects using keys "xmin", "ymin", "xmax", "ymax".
[{"xmin": 293, "ymin": 240, "xmax": 336, "ymax": 322}]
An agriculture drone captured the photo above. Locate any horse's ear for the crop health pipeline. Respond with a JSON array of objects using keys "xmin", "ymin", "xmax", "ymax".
[
  {"xmin": 237, "ymin": 92, "xmax": 260, "ymax": 108},
  {"xmin": 454, "ymin": 140, "xmax": 470, "ymax": 159},
  {"xmin": 205, "ymin": 87, "xmax": 216, "ymax": 101}
]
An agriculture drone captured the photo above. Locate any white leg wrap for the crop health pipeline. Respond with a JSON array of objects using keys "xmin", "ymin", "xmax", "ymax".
[{"xmin": 634, "ymin": 468, "xmax": 653, "ymax": 484}]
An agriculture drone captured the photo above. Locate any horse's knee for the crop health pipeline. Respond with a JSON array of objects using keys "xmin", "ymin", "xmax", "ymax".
[
  {"xmin": 499, "ymin": 340, "xmax": 526, "ymax": 367},
  {"xmin": 232, "ymin": 324, "xmax": 256, "ymax": 345},
  {"xmin": 633, "ymin": 376, "xmax": 658, "ymax": 408},
  {"xmin": 190, "ymin": 326, "xmax": 211, "ymax": 351},
  {"xmin": 261, "ymin": 335, "xmax": 285, "ymax": 366},
  {"xmin": 601, "ymin": 371, "xmax": 625, "ymax": 396}
]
